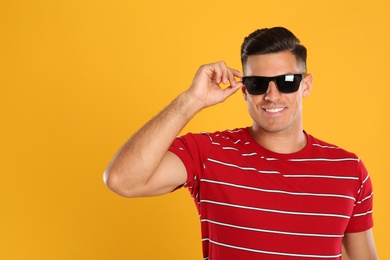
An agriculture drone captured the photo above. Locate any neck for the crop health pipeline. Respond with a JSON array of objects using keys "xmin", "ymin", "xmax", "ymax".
[{"xmin": 249, "ymin": 126, "xmax": 307, "ymax": 154}]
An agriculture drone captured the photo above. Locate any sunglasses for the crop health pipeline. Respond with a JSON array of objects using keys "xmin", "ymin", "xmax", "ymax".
[{"xmin": 242, "ymin": 74, "xmax": 304, "ymax": 95}]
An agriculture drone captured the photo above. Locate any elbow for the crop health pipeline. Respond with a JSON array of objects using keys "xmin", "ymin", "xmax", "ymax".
[
  {"xmin": 103, "ymin": 168, "xmax": 116, "ymax": 192},
  {"xmin": 103, "ymin": 167, "xmax": 139, "ymax": 198}
]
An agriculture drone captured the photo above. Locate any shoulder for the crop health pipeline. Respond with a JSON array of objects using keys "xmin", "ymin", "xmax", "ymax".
[
  {"xmin": 175, "ymin": 127, "xmax": 250, "ymax": 152},
  {"xmin": 204, "ymin": 127, "xmax": 248, "ymax": 141},
  {"xmin": 197, "ymin": 127, "xmax": 251, "ymax": 148},
  {"xmin": 305, "ymin": 134, "xmax": 371, "ymax": 191},
  {"xmin": 173, "ymin": 127, "xmax": 247, "ymax": 148},
  {"xmin": 307, "ymin": 133, "xmax": 360, "ymax": 160}
]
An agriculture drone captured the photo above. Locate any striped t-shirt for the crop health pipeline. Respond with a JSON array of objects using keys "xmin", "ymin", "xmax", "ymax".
[{"xmin": 169, "ymin": 127, "xmax": 374, "ymax": 260}]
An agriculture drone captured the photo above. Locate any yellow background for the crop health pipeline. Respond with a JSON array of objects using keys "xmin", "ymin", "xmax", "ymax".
[{"xmin": 1, "ymin": 0, "xmax": 389, "ymax": 259}]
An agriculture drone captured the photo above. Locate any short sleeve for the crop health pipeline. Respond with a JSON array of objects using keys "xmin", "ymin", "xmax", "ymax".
[
  {"xmin": 168, "ymin": 133, "xmax": 211, "ymax": 203},
  {"xmin": 345, "ymin": 160, "xmax": 374, "ymax": 233}
]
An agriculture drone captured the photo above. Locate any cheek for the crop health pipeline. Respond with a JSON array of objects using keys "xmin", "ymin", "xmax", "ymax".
[
  {"xmin": 293, "ymin": 89, "xmax": 304, "ymax": 104},
  {"xmin": 247, "ymin": 96, "xmax": 261, "ymax": 110},
  {"xmin": 292, "ymin": 95, "xmax": 303, "ymax": 112}
]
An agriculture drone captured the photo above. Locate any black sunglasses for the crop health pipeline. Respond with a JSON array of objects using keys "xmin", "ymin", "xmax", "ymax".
[{"xmin": 242, "ymin": 74, "xmax": 304, "ymax": 95}]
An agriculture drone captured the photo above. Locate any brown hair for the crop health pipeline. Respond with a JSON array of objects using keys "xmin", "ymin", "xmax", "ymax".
[{"xmin": 241, "ymin": 27, "xmax": 307, "ymax": 71}]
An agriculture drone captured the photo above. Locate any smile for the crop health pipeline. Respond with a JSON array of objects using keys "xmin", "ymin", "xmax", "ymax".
[{"xmin": 264, "ymin": 107, "xmax": 285, "ymax": 113}]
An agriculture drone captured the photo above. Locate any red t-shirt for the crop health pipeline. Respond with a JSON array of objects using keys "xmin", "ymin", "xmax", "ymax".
[{"xmin": 169, "ymin": 128, "xmax": 374, "ymax": 260}]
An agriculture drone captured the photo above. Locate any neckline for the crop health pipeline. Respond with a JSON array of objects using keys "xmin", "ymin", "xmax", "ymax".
[{"xmin": 242, "ymin": 127, "xmax": 312, "ymax": 159}]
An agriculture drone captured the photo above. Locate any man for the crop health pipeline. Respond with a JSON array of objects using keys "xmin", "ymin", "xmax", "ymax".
[{"xmin": 104, "ymin": 27, "xmax": 378, "ymax": 259}]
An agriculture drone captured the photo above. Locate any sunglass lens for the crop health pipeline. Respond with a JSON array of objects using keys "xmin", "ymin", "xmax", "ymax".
[
  {"xmin": 276, "ymin": 75, "xmax": 302, "ymax": 93},
  {"xmin": 243, "ymin": 77, "xmax": 269, "ymax": 95}
]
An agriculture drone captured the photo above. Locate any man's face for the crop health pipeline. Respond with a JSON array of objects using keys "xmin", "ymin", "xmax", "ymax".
[{"xmin": 242, "ymin": 51, "xmax": 312, "ymax": 135}]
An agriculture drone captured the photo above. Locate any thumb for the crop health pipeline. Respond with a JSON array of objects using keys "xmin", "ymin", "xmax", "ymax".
[{"xmin": 222, "ymin": 81, "xmax": 244, "ymax": 100}]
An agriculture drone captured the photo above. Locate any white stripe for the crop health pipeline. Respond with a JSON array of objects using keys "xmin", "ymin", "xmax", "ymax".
[
  {"xmin": 362, "ymin": 175, "xmax": 370, "ymax": 184},
  {"xmin": 211, "ymin": 142, "xmax": 220, "ymax": 145},
  {"xmin": 208, "ymin": 158, "xmax": 258, "ymax": 171},
  {"xmin": 207, "ymin": 158, "xmax": 280, "ymax": 174},
  {"xmin": 312, "ymin": 143, "xmax": 340, "ymax": 149},
  {"xmin": 353, "ymin": 210, "xmax": 373, "ymax": 217},
  {"xmin": 200, "ymin": 179, "xmax": 356, "ymax": 201},
  {"xmin": 261, "ymin": 156, "xmax": 279, "ymax": 161},
  {"xmin": 355, "ymin": 192, "xmax": 373, "ymax": 205},
  {"xmin": 201, "ymin": 218, "xmax": 344, "ymax": 238},
  {"xmin": 222, "ymin": 146, "xmax": 239, "ymax": 151},
  {"xmin": 242, "ymin": 152, "xmax": 257, "ymax": 157},
  {"xmin": 283, "ymin": 174, "xmax": 359, "ymax": 180},
  {"xmin": 200, "ymin": 199, "xmax": 350, "ymax": 219},
  {"xmin": 233, "ymin": 139, "xmax": 241, "ymax": 144},
  {"xmin": 259, "ymin": 170, "xmax": 280, "ymax": 174},
  {"xmin": 202, "ymin": 238, "xmax": 342, "ymax": 258},
  {"xmin": 207, "ymin": 158, "xmax": 257, "ymax": 171},
  {"xmin": 357, "ymin": 175, "xmax": 370, "ymax": 194},
  {"xmin": 289, "ymin": 158, "xmax": 359, "ymax": 162},
  {"xmin": 202, "ymin": 132, "xmax": 213, "ymax": 142},
  {"xmin": 227, "ymin": 129, "xmax": 243, "ymax": 133}
]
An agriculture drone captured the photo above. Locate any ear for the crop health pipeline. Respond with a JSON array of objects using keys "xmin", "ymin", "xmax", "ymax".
[
  {"xmin": 241, "ymin": 86, "xmax": 248, "ymax": 101},
  {"xmin": 302, "ymin": 74, "xmax": 313, "ymax": 98}
]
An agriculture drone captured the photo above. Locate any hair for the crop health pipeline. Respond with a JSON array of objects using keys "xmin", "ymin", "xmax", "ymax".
[{"xmin": 241, "ymin": 27, "xmax": 307, "ymax": 71}]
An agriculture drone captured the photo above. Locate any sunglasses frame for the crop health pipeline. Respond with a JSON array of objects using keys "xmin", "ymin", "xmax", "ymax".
[{"xmin": 242, "ymin": 74, "xmax": 305, "ymax": 95}]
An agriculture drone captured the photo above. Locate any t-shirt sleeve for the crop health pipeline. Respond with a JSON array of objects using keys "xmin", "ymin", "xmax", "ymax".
[
  {"xmin": 168, "ymin": 133, "xmax": 211, "ymax": 202},
  {"xmin": 345, "ymin": 160, "xmax": 374, "ymax": 233}
]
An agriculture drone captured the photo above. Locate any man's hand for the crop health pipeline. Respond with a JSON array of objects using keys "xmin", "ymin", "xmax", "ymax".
[{"xmin": 187, "ymin": 61, "xmax": 244, "ymax": 109}]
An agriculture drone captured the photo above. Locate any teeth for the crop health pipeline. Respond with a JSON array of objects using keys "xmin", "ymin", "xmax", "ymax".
[{"xmin": 265, "ymin": 108, "xmax": 284, "ymax": 113}]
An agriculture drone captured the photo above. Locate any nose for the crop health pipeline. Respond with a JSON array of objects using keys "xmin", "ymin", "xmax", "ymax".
[{"xmin": 264, "ymin": 81, "xmax": 282, "ymax": 102}]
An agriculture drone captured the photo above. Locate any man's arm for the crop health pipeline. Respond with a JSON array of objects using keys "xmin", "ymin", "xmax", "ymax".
[
  {"xmin": 103, "ymin": 61, "xmax": 243, "ymax": 198},
  {"xmin": 342, "ymin": 229, "xmax": 378, "ymax": 260}
]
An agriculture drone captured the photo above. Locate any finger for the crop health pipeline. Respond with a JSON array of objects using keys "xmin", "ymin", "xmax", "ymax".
[
  {"xmin": 226, "ymin": 68, "xmax": 238, "ymax": 87},
  {"xmin": 231, "ymin": 69, "xmax": 243, "ymax": 79},
  {"xmin": 212, "ymin": 62, "xmax": 224, "ymax": 84},
  {"xmin": 226, "ymin": 68, "xmax": 243, "ymax": 87},
  {"xmin": 223, "ymin": 81, "xmax": 244, "ymax": 99},
  {"xmin": 216, "ymin": 61, "xmax": 229, "ymax": 85}
]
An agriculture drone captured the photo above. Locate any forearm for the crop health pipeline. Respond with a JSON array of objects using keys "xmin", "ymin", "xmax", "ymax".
[
  {"xmin": 104, "ymin": 61, "xmax": 243, "ymax": 197},
  {"xmin": 342, "ymin": 230, "xmax": 378, "ymax": 260},
  {"xmin": 104, "ymin": 91, "xmax": 203, "ymax": 197}
]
